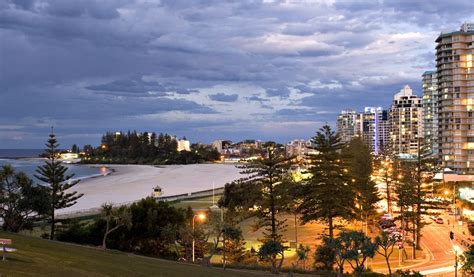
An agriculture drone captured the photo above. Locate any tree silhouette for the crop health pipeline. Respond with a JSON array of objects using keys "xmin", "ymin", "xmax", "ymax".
[{"xmin": 35, "ymin": 131, "xmax": 83, "ymax": 239}]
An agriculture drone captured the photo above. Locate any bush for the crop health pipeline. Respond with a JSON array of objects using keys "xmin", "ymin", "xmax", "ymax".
[
  {"xmin": 394, "ymin": 269, "xmax": 423, "ymax": 276},
  {"xmin": 468, "ymin": 221, "xmax": 474, "ymax": 236},
  {"xmin": 56, "ymin": 219, "xmax": 104, "ymax": 246},
  {"xmin": 314, "ymin": 240, "xmax": 335, "ymax": 271},
  {"xmin": 56, "ymin": 198, "xmax": 187, "ymax": 260}
]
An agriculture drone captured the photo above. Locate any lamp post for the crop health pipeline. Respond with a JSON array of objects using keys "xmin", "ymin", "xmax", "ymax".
[
  {"xmin": 192, "ymin": 212, "xmax": 206, "ymax": 263},
  {"xmin": 210, "ymin": 203, "xmax": 225, "ymax": 268},
  {"xmin": 398, "ymin": 244, "xmax": 402, "ymax": 266},
  {"xmin": 453, "ymin": 244, "xmax": 461, "ymax": 277},
  {"xmin": 452, "ymin": 183, "xmax": 456, "ymax": 229},
  {"xmin": 381, "ymin": 160, "xmax": 393, "ymax": 215}
]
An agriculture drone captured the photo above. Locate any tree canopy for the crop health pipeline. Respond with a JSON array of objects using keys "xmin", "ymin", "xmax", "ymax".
[
  {"xmin": 0, "ymin": 165, "xmax": 49, "ymax": 232},
  {"xmin": 35, "ymin": 132, "xmax": 83, "ymax": 239},
  {"xmin": 298, "ymin": 125, "xmax": 355, "ymax": 238}
]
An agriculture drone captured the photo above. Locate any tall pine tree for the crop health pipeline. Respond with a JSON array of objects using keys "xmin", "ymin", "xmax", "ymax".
[
  {"xmin": 396, "ymin": 146, "xmax": 443, "ymax": 259},
  {"xmin": 221, "ymin": 144, "xmax": 293, "ymax": 273},
  {"xmin": 298, "ymin": 125, "xmax": 355, "ymax": 238},
  {"xmin": 35, "ymin": 131, "xmax": 84, "ymax": 240},
  {"xmin": 345, "ymin": 137, "xmax": 380, "ymax": 232}
]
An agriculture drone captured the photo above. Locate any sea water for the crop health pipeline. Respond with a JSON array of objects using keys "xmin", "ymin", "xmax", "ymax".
[{"xmin": 0, "ymin": 158, "xmax": 110, "ymax": 183}]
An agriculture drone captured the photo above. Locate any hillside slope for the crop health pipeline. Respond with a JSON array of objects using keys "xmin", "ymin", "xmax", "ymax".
[{"xmin": 0, "ymin": 232, "xmax": 269, "ymax": 276}]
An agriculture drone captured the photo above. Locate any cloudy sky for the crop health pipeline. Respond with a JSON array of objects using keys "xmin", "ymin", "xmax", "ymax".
[{"xmin": 1, "ymin": 0, "xmax": 473, "ymax": 148}]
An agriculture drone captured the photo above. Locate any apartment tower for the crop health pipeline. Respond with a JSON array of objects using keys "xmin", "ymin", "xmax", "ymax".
[
  {"xmin": 389, "ymin": 85, "xmax": 423, "ymax": 157},
  {"xmin": 337, "ymin": 107, "xmax": 389, "ymax": 155},
  {"xmin": 436, "ymin": 23, "xmax": 474, "ymax": 173},
  {"xmin": 422, "ymin": 71, "xmax": 439, "ymax": 156},
  {"xmin": 337, "ymin": 109, "xmax": 358, "ymax": 143}
]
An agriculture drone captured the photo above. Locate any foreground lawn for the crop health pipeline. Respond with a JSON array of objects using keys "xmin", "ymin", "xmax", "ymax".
[{"xmin": 0, "ymin": 232, "xmax": 274, "ymax": 277}]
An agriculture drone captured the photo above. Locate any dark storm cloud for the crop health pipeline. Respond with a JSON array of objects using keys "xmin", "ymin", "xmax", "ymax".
[
  {"xmin": 266, "ymin": 87, "xmax": 291, "ymax": 98},
  {"xmin": 247, "ymin": 95, "xmax": 269, "ymax": 103},
  {"xmin": 209, "ymin": 93, "xmax": 239, "ymax": 102},
  {"xmin": 0, "ymin": 0, "xmax": 472, "ymax": 147},
  {"xmin": 86, "ymin": 79, "xmax": 167, "ymax": 94},
  {"xmin": 85, "ymin": 78, "xmax": 199, "ymax": 97}
]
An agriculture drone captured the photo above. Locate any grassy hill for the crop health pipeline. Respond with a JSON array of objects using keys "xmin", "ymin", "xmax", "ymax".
[{"xmin": 0, "ymin": 231, "xmax": 274, "ymax": 277}]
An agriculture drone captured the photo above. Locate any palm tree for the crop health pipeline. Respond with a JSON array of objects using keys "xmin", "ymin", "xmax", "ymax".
[{"xmin": 101, "ymin": 203, "xmax": 131, "ymax": 249}]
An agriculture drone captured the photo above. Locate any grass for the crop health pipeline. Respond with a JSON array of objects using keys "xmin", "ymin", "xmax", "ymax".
[
  {"xmin": 171, "ymin": 195, "xmax": 218, "ymax": 210},
  {"xmin": 0, "ymin": 231, "xmax": 278, "ymax": 277},
  {"xmin": 15, "ymin": 196, "xmax": 425, "ymax": 275}
]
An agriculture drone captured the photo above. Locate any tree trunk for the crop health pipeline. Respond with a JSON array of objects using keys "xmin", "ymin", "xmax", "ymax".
[
  {"xmin": 50, "ymin": 209, "xmax": 55, "ymax": 240},
  {"xmin": 412, "ymin": 218, "xmax": 416, "ymax": 259},
  {"xmin": 271, "ymin": 255, "xmax": 277, "ymax": 274},
  {"xmin": 386, "ymin": 256, "xmax": 392, "ymax": 276},
  {"xmin": 386, "ymin": 173, "xmax": 391, "ymax": 214},
  {"xmin": 102, "ymin": 223, "xmax": 122, "ymax": 250},
  {"xmin": 205, "ymin": 232, "xmax": 221, "ymax": 265},
  {"xmin": 337, "ymin": 265, "xmax": 344, "ymax": 277},
  {"xmin": 102, "ymin": 232, "xmax": 108, "ymax": 249},
  {"xmin": 102, "ymin": 219, "xmax": 110, "ymax": 249},
  {"xmin": 277, "ymin": 251, "xmax": 284, "ymax": 272},
  {"xmin": 328, "ymin": 215, "xmax": 334, "ymax": 238},
  {"xmin": 222, "ymin": 235, "xmax": 226, "ymax": 269},
  {"xmin": 269, "ymin": 177, "xmax": 276, "ymax": 240},
  {"xmin": 294, "ymin": 213, "xmax": 298, "ymax": 246}
]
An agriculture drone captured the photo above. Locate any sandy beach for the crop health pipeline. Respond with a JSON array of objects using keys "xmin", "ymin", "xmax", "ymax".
[{"xmin": 58, "ymin": 164, "xmax": 242, "ymax": 215}]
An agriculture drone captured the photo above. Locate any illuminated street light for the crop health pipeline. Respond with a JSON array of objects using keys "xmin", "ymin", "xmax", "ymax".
[
  {"xmin": 197, "ymin": 213, "xmax": 206, "ymax": 221},
  {"xmin": 453, "ymin": 244, "xmax": 462, "ymax": 277},
  {"xmin": 192, "ymin": 212, "xmax": 206, "ymax": 263}
]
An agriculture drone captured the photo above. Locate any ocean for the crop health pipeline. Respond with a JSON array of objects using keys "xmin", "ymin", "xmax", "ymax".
[
  {"xmin": 0, "ymin": 149, "xmax": 44, "ymax": 158},
  {"xmin": 0, "ymin": 156, "xmax": 110, "ymax": 183}
]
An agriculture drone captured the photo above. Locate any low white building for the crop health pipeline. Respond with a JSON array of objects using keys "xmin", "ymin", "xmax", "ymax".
[
  {"xmin": 60, "ymin": 152, "xmax": 79, "ymax": 160},
  {"xmin": 177, "ymin": 139, "xmax": 191, "ymax": 152}
]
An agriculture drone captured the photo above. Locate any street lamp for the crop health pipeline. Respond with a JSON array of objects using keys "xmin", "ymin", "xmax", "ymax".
[
  {"xmin": 453, "ymin": 244, "xmax": 461, "ymax": 277},
  {"xmin": 381, "ymin": 160, "xmax": 393, "ymax": 214},
  {"xmin": 192, "ymin": 212, "xmax": 206, "ymax": 263},
  {"xmin": 209, "ymin": 204, "xmax": 225, "ymax": 268}
]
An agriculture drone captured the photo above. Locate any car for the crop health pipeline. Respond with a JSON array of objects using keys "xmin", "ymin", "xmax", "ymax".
[
  {"xmin": 381, "ymin": 214, "xmax": 393, "ymax": 220},
  {"xmin": 435, "ymin": 217, "xmax": 444, "ymax": 224},
  {"xmin": 388, "ymin": 227, "xmax": 400, "ymax": 233},
  {"xmin": 379, "ymin": 219, "xmax": 396, "ymax": 230}
]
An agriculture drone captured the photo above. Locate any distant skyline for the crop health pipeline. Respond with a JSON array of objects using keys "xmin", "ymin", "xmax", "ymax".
[{"xmin": 1, "ymin": 0, "xmax": 473, "ymax": 148}]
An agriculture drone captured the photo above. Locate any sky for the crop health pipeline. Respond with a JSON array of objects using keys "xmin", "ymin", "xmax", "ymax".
[{"xmin": 1, "ymin": 0, "xmax": 473, "ymax": 148}]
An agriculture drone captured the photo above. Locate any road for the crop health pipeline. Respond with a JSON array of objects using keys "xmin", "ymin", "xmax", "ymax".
[{"xmin": 404, "ymin": 216, "xmax": 471, "ymax": 276}]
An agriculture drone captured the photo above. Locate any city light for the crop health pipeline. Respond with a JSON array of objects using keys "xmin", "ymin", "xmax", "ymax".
[
  {"xmin": 2, "ymin": 2, "xmax": 473, "ymax": 275},
  {"xmin": 197, "ymin": 213, "xmax": 206, "ymax": 221}
]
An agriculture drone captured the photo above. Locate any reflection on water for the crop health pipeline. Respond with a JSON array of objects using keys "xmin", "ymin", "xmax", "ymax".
[{"xmin": 99, "ymin": 166, "xmax": 109, "ymax": 176}]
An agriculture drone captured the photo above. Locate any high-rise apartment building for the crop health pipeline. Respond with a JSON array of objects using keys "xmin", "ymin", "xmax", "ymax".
[
  {"xmin": 336, "ymin": 107, "xmax": 389, "ymax": 155},
  {"xmin": 422, "ymin": 71, "xmax": 439, "ymax": 156},
  {"xmin": 389, "ymin": 85, "xmax": 424, "ymax": 157},
  {"xmin": 336, "ymin": 109, "xmax": 358, "ymax": 143},
  {"xmin": 285, "ymin": 139, "xmax": 312, "ymax": 159},
  {"xmin": 436, "ymin": 23, "xmax": 474, "ymax": 173},
  {"xmin": 360, "ymin": 107, "xmax": 390, "ymax": 155}
]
